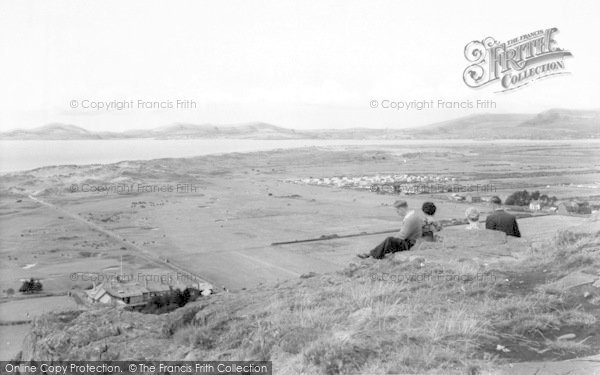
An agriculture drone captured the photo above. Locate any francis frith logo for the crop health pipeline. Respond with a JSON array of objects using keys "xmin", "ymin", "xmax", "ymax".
[{"xmin": 463, "ymin": 28, "xmax": 572, "ymax": 92}]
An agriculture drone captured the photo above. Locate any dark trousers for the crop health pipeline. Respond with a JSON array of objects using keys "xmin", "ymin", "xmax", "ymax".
[{"xmin": 369, "ymin": 236, "xmax": 413, "ymax": 259}]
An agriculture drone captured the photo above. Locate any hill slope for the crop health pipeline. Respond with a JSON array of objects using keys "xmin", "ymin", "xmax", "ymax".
[
  {"xmin": 406, "ymin": 113, "xmax": 533, "ymax": 139},
  {"xmin": 19, "ymin": 226, "xmax": 600, "ymax": 374},
  {"xmin": 124, "ymin": 122, "xmax": 309, "ymax": 139},
  {"xmin": 0, "ymin": 124, "xmax": 103, "ymax": 140},
  {"xmin": 519, "ymin": 109, "xmax": 600, "ymax": 132},
  {"xmin": 404, "ymin": 109, "xmax": 600, "ymax": 139},
  {"xmin": 0, "ymin": 122, "xmax": 307, "ymax": 140}
]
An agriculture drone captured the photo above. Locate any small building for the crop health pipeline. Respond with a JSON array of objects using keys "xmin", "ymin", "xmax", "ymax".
[
  {"xmin": 465, "ymin": 194, "xmax": 482, "ymax": 203},
  {"xmin": 86, "ymin": 281, "xmax": 151, "ymax": 306},
  {"xmin": 529, "ymin": 199, "xmax": 541, "ymax": 211},
  {"xmin": 86, "ymin": 278, "xmax": 212, "ymax": 307},
  {"xmin": 86, "ymin": 284, "xmax": 113, "ymax": 304}
]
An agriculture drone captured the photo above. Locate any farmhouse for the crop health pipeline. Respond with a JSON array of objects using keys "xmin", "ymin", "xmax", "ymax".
[
  {"xmin": 87, "ymin": 281, "xmax": 168, "ymax": 306},
  {"xmin": 86, "ymin": 279, "xmax": 210, "ymax": 307},
  {"xmin": 529, "ymin": 199, "xmax": 541, "ymax": 211}
]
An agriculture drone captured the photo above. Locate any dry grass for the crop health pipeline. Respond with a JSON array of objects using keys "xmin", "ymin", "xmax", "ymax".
[
  {"xmin": 166, "ymin": 230, "xmax": 600, "ymax": 374},
  {"xmin": 560, "ymin": 310, "xmax": 597, "ymax": 326},
  {"xmin": 545, "ymin": 338, "xmax": 591, "ymax": 353}
]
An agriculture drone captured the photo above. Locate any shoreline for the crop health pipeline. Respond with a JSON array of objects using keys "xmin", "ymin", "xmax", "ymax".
[{"xmin": 2, "ymin": 138, "xmax": 600, "ymax": 175}]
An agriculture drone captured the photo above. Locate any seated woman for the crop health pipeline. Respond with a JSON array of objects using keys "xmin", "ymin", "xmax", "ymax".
[
  {"xmin": 465, "ymin": 207, "xmax": 483, "ymax": 230},
  {"xmin": 421, "ymin": 201, "xmax": 442, "ymax": 242}
]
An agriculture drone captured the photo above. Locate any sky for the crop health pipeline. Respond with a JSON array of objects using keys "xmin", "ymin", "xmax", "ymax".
[{"xmin": 0, "ymin": 0, "xmax": 598, "ymax": 132}]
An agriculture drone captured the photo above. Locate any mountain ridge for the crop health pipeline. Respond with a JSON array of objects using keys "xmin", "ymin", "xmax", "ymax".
[{"xmin": 2, "ymin": 109, "xmax": 599, "ymax": 140}]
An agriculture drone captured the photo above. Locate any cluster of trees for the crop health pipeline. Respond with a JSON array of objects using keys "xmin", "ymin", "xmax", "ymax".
[
  {"xmin": 505, "ymin": 190, "xmax": 557, "ymax": 207},
  {"xmin": 140, "ymin": 288, "xmax": 197, "ymax": 314},
  {"xmin": 562, "ymin": 201, "xmax": 593, "ymax": 214},
  {"xmin": 19, "ymin": 278, "xmax": 43, "ymax": 294}
]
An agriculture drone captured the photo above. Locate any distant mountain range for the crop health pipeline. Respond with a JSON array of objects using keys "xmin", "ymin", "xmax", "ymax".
[
  {"xmin": 0, "ymin": 122, "xmax": 306, "ymax": 140},
  {"xmin": 2, "ymin": 109, "xmax": 599, "ymax": 140}
]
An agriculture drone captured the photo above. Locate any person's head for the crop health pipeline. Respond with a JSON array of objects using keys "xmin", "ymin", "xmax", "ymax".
[
  {"xmin": 465, "ymin": 207, "xmax": 480, "ymax": 223},
  {"xmin": 422, "ymin": 201, "xmax": 437, "ymax": 216},
  {"xmin": 489, "ymin": 196, "xmax": 502, "ymax": 209},
  {"xmin": 393, "ymin": 200, "xmax": 408, "ymax": 217}
]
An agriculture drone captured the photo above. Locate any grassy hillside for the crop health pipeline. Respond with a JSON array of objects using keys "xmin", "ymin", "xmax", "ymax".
[{"xmin": 21, "ymin": 226, "xmax": 600, "ymax": 374}]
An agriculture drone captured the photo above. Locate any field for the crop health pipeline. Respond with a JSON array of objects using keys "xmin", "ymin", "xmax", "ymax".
[
  {"xmin": 0, "ymin": 296, "xmax": 81, "ymax": 322},
  {"xmin": 0, "ymin": 295, "xmax": 82, "ymax": 361}
]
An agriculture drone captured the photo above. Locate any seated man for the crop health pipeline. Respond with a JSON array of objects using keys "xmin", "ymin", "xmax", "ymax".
[
  {"xmin": 357, "ymin": 200, "xmax": 423, "ymax": 259},
  {"xmin": 485, "ymin": 196, "xmax": 521, "ymax": 237}
]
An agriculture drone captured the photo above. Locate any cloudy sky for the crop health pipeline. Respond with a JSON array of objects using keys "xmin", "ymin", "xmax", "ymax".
[{"xmin": 0, "ymin": 0, "xmax": 598, "ymax": 131}]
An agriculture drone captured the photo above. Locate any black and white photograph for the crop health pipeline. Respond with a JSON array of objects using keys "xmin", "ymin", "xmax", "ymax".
[{"xmin": 1, "ymin": 1, "xmax": 600, "ymax": 374}]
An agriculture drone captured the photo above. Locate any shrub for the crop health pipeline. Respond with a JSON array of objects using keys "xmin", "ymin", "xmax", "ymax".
[
  {"xmin": 19, "ymin": 278, "xmax": 43, "ymax": 294},
  {"xmin": 555, "ymin": 230, "xmax": 590, "ymax": 248},
  {"xmin": 140, "ymin": 288, "xmax": 197, "ymax": 314},
  {"xmin": 304, "ymin": 340, "xmax": 375, "ymax": 375},
  {"xmin": 505, "ymin": 190, "xmax": 532, "ymax": 206}
]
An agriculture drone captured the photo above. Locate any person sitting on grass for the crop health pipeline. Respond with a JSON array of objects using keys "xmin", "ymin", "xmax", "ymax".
[
  {"xmin": 465, "ymin": 207, "xmax": 483, "ymax": 230},
  {"xmin": 357, "ymin": 200, "xmax": 423, "ymax": 259},
  {"xmin": 421, "ymin": 201, "xmax": 442, "ymax": 242},
  {"xmin": 485, "ymin": 196, "xmax": 521, "ymax": 237}
]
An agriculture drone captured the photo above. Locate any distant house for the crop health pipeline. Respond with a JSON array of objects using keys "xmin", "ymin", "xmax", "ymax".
[
  {"xmin": 87, "ymin": 281, "xmax": 166, "ymax": 306},
  {"xmin": 529, "ymin": 199, "xmax": 541, "ymax": 211},
  {"xmin": 465, "ymin": 194, "xmax": 482, "ymax": 203},
  {"xmin": 86, "ymin": 284, "xmax": 113, "ymax": 304},
  {"xmin": 86, "ymin": 279, "xmax": 210, "ymax": 307}
]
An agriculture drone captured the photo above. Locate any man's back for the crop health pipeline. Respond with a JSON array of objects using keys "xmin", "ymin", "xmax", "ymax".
[
  {"xmin": 485, "ymin": 210, "xmax": 521, "ymax": 237},
  {"xmin": 397, "ymin": 210, "xmax": 423, "ymax": 243}
]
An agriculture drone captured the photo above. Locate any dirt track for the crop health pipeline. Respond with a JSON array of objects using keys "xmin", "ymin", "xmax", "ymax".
[{"xmin": 26, "ymin": 194, "xmax": 214, "ymax": 289}]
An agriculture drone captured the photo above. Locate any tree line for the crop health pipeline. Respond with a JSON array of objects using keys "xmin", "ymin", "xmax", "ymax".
[{"xmin": 504, "ymin": 190, "xmax": 557, "ymax": 206}]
